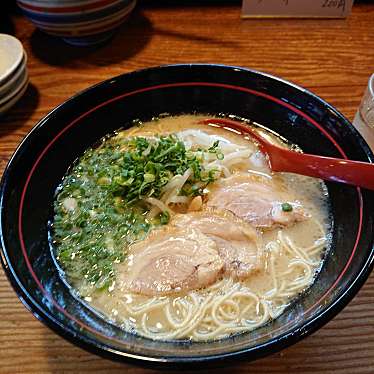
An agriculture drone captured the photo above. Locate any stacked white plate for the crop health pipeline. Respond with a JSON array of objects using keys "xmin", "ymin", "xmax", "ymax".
[{"xmin": 0, "ymin": 34, "xmax": 29, "ymax": 116}]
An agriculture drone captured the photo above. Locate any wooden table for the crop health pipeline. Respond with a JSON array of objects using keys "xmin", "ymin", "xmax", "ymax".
[{"xmin": 1, "ymin": 2, "xmax": 374, "ymax": 373}]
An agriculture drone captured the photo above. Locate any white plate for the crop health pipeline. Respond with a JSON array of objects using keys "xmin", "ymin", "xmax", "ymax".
[
  {"xmin": 0, "ymin": 67, "xmax": 28, "ymax": 106},
  {"xmin": 0, "ymin": 34, "xmax": 24, "ymax": 85},
  {"xmin": 0, "ymin": 52, "xmax": 27, "ymax": 97},
  {"xmin": 0, "ymin": 77, "xmax": 29, "ymax": 116}
]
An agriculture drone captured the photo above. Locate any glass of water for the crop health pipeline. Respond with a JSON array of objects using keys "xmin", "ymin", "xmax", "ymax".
[{"xmin": 353, "ymin": 74, "xmax": 374, "ymax": 150}]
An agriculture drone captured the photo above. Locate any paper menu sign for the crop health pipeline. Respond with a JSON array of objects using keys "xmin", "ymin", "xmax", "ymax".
[{"xmin": 242, "ymin": 0, "xmax": 354, "ymax": 18}]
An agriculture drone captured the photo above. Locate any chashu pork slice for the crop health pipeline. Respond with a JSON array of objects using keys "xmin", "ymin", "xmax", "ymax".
[
  {"xmin": 118, "ymin": 226, "xmax": 223, "ymax": 296},
  {"xmin": 171, "ymin": 208, "xmax": 263, "ymax": 280},
  {"xmin": 206, "ymin": 173, "xmax": 309, "ymax": 229}
]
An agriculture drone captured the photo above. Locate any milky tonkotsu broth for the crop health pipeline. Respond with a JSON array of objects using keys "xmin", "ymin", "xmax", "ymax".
[{"xmin": 53, "ymin": 114, "xmax": 330, "ymax": 341}]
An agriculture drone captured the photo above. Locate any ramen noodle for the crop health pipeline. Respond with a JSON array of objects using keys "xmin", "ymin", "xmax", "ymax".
[{"xmin": 52, "ymin": 114, "xmax": 330, "ymax": 341}]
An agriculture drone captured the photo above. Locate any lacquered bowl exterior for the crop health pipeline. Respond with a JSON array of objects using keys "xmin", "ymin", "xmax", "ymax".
[{"xmin": 1, "ymin": 64, "xmax": 373, "ymax": 367}]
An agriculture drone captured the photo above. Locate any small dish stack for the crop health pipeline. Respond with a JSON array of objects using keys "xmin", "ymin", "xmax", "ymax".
[
  {"xmin": 0, "ymin": 34, "xmax": 28, "ymax": 116},
  {"xmin": 16, "ymin": 0, "xmax": 137, "ymax": 46}
]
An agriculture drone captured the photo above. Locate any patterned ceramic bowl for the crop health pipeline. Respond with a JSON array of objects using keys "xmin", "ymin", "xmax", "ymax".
[{"xmin": 17, "ymin": 0, "xmax": 137, "ymax": 46}]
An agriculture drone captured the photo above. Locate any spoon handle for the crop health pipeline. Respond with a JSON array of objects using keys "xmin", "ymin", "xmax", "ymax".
[
  {"xmin": 272, "ymin": 150, "xmax": 374, "ymax": 190},
  {"xmin": 199, "ymin": 118, "xmax": 374, "ymax": 190}
]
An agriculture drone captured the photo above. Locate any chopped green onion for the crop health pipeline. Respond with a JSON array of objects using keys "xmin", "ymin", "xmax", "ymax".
[
  {"xmin": 53, "ymin": 131, "xmax": 224, "ymax": 291},
  {"xmin": 143, "ymin": 173, "xmax": 155, "ymax": 183},
  {"xmin": 281, "ymin": 202, "xmax": 293, "ymax": 212},
  {"xmin": 160, "ymin": 211, "xmax": 170, "ymax": 225}
]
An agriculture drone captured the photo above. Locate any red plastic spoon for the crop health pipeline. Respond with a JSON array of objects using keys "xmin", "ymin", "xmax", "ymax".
[{"xmin": 199, "ymin": 118, "xmax": 374, "ymax": 190}]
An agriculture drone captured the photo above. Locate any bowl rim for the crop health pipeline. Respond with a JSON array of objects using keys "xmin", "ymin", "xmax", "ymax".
[{"xmin": 1, "ymin": 63, "xmax": 374, "ymax": 366}]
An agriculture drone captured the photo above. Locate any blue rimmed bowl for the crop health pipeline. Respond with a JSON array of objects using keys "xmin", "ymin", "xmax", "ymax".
[
  {"xmin": 0, "ymin": 64, "xmax": 373, "ymax": 367},
  {"xmin": 17, "ymin": 0, "xmax": 137, "ymax": 46}
]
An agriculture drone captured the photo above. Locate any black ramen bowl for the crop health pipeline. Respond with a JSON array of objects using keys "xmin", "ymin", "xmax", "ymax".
[{"xmin": 1, "ymin": 64, "xmax": 373, "ymax": 367}]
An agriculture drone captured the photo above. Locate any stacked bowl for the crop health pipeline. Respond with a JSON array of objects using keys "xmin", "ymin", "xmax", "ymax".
[
  {"xmin": 0, "ymin": 34, "xmax": 28, "ymax": 116},
  {"xmin": 16, "ymin": 0, "xmax": 137, "ymax": 46}
]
